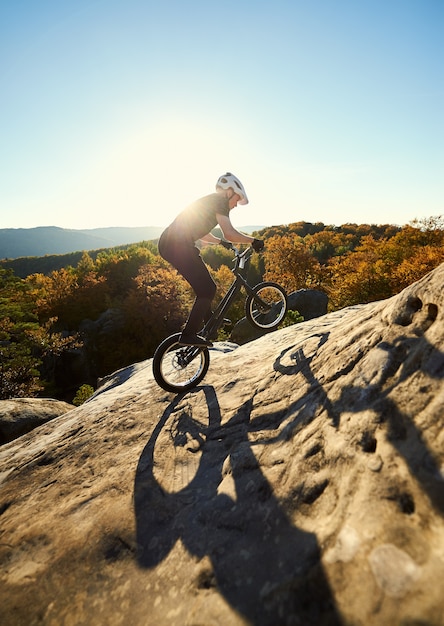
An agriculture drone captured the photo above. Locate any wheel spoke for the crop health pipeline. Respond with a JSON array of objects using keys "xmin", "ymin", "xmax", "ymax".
[
  {"xmin": 153, "ymin": 335, "xmax": 210, "ymax": 393},
  {"xmin": 247, "ymin": 283, "xmax": 287, "ymax": 330}
]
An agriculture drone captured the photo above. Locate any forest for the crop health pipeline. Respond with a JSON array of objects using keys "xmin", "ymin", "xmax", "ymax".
[{"xmin": 1, "ymin": 217, "xmax": 443, "ymax": 402}]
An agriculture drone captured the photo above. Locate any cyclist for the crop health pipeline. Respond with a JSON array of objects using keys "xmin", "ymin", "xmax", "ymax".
[{"xmin": 158, "ymin": 172, "xmax": 264, "ymax": 347}]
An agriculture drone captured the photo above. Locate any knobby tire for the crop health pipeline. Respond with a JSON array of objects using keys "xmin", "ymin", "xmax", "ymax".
[
  {"xmin": 152, "ymin": 333, "xmax": 210, "ymax": 393},
  {"xmin": 245, "ymin": 282, "xmax": 288, "ymax": 331}
]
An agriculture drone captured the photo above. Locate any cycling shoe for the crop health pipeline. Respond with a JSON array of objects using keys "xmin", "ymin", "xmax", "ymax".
[{"xmin": 179, "ymin": 333, "xmax": 213, "ymax": 348}]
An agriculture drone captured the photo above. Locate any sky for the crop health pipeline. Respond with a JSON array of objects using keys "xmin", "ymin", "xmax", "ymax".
[{"xmin": 1, "ymin": 0, "xmax": 443, "ymax": 231}]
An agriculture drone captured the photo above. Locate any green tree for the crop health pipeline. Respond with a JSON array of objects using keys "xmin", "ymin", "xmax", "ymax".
[
  {"xmin": 73, "ymin": 384, "xmax": 94, "ymax": 406},
  {"xmin": 0, "ymin": 269, "xmax": 43, "ymax": 398},
  {"xmin": 0, "ymin": 318, "xmax": 43, "ymax": 398}
]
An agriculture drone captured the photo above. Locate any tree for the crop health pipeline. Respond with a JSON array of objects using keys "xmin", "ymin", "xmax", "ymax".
[
  {"xmin": 72, "ymin": 384, "xmax": 94, "ymax": 406},
  {"xmin": 304, "ymin": 230, "xmax": 356, "ymax": 263},
  {"xmin": 92, "ymin": 263, "xmax": 191, "ymax": 373},
  {"xmin": 201, "ymin": 246, "xmax": 235, "ymax": 271},
  {"xmin": 392, "ymin": 246, "xmax": 444, "ymax": 291},
  {"xmin": 27, "ymin": 268, "xmax": 77, "ymax": 323},
  {"xmin": 327, "ymin": 236, "xmax": 396, "ymax": 309},
  {"xmin": 263, "ymin": 235, "xmax": 323, "ymax": 293},
  {"xmin": 326, "ymin": 220, "xmax": 444, "ymax": 309},
  {"xmin": 0, "ymin": 317, "xmax": 43, "ymax": 398},
  {"xmin": 410, "ymin": 214, "xmax": 444, "ymax": 239},
  {"xmin": 0, "ymin": 269, "xmax": 43, "ymax": 398}
]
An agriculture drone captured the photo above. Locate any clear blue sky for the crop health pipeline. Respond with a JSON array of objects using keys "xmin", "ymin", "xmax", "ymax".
[{"xmin": 1, "ymin": 0, "xmax": 442, "ymax": 230}]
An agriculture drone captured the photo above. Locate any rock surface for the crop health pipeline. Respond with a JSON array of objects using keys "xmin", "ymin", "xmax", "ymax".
[
  {"xmin": 0, "ymin": 398, "xmax": 73, "ymax": 445},
  {"xmin": 0, "ymin": 264, "xmax": 443, "ymax": 625}
]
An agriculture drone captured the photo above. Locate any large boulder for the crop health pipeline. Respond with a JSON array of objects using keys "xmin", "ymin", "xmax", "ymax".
[
  {"xmin": 287, "ymin": 288, "xmax": 329, "ymax": 319},
  {"xmin": 0, "ymin": 398, "xmax": 73, "ymax": 445}
]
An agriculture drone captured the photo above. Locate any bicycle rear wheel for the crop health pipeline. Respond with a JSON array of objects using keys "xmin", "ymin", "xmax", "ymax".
[
  {"xmin": 152, "ymin": 333, "xmax": 210, "ymax": 393},
  {"xmin": 245, "ymin": 282, "xmax": 288, "ymax": 331}
]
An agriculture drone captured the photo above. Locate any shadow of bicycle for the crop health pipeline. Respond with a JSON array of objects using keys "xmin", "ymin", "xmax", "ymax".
[
  {"xmin": 134, "ymin": 386, "xmax": 343, "ymax": 625},
  {"xmin": 270, "ymin": 329, "xmax": 444, "ymax": 515}
]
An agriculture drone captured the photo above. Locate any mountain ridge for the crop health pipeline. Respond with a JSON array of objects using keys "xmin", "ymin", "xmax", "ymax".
[{"xmin": 0, "ymin": 225, "xmax": 265, "ymax": 260}]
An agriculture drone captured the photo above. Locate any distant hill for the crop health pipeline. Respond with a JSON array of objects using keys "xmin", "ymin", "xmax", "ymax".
[
  {"xmin": 0, "ymin": 226, "xmax": 165, "ymax": 260},
  {"xmin": 0, "ymin": 225, "xmax": 265, "ymax": 261},
  {"xmin": 0, "ymin": 225, "xmax": 266, "ymax": 277}
]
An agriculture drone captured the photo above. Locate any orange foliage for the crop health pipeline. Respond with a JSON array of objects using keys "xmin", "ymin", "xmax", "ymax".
[
  {"xmin": 123, "ymin": 264, "xmax": 189, "ymax": 350},
  {"xmin": 327, "ymin": 237, "xmax": 394, "ymax": 308},
  {"xmin": 27, "ymin": 269, "xmax": 77, "ymax": 319},
  {"xmin": 326, "ymin": 226, "xmax": 444, "ymax": 309},
  {"xmin": 27, "ymin": 269, "xmax": 109, "ymax": 329},
  {"xmin": 263, "ymin": 235, "xmax": 322, "ymax": 292},
  {"xmin": 392, "ymin": 246, "xmax": 444, "ymax": 291}
]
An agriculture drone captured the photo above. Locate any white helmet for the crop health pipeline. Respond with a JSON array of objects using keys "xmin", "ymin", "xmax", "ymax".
[{"xmin": 216, "ymin": 172, "xmax": 249, "ymax": 205}]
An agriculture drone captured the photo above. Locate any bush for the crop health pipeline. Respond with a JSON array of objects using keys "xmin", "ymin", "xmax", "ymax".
[{"xmin": 73, "ymin": 384, "xmax": 95, "ymax": 406}]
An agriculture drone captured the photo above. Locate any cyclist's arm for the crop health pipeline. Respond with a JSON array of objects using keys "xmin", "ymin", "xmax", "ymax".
[
  {"xmin": 216, "ymin": 214, "xmax": 255, "ymax": 244},
  {"xmin": 199, "ymin": 233, "xmax": 221, "ymax": 245}
]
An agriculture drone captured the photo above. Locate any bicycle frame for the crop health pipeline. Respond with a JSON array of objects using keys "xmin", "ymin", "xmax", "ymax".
[
  {"xmin": 174, "ymin": 246, "xmax": 275, "ymax": 367},
  {"xmin": 201, "ymin": 246, "xmax": 266, "ymax": 341}
]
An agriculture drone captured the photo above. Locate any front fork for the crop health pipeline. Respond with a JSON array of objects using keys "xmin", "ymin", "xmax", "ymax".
[
  {"xmin": 242, "ymin": 281, "xmax": 272, "ymax": 312},
  {"xmin": 201, "ymin": 279, "xmax": 271, "ymax": 340},
  {"xmin": 201, "ymin": 282, "xmax": 242, "ymax": 339}
]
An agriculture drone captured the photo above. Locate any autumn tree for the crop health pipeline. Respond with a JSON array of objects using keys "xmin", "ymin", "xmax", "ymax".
[
  {"xmin": 99, "ymin": 263, "xmax": 191, "ymax": 373},
  {"xmin": 263, "ymin": 235, "xmax": 323, "ymax": 293},
  {"xmin": 304, "ymin": 230, "xmax": 356, "ymax": 262},
  {"xmin": 392, "ymin": 245, "xmax": 444, "ymax": 291},
  {"xmin": 326, "ymin": 218, "xmax": 444, "ymax": 309},
  {"xmin": 326, "ymin": 236, "xmax": 395, "ymax": 308},
  {"xmin": 95, "ymin": 246, "xmax": 158, "ymax": 301},
  {"xmin": 0, "ymin": 269, "xmax": 77, "ymax": 398},
  {"xmin": 201, "ymin": 245, "xmax": 235, "ymax": 271},
  {"xmin": 27, "ymin": 268, "xmax": 77, "ymax": 322}
]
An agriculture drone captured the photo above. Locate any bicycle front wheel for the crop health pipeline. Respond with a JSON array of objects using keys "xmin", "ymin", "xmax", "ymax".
[
  {"xmin": 152, "ymin": 333, "xmax": 210, "ymax": 393},
  {"xmin": 245, "ymin": 282, "xmax": 288, "ymax": 331}
]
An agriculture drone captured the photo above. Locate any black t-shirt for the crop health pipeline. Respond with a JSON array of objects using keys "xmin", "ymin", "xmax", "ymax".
[{"xmin": 166, "ymin": 193, "xmax": 230, "ymax": 243}]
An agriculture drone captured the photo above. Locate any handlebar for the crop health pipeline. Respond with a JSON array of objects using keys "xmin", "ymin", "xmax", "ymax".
[
  {"xmin": 229, "ymin": 244, "xmax": 256, "ymax": 271},
  {"xmin": 223, "ymin": 242, "xmax": 264, "ymax": 255},
  {"xmin": 231, "ymin": 244, "xmax": 252, "ymax": 256}
]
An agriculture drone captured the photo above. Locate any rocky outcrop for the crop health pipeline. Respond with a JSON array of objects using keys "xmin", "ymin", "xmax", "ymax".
[
  {"xmin": 0, "ymin": 398, "xmax": 73, "ymax": 445},
  {"xmin": 286, "ymin": 288, "xmax": 329, "ymax": 319},
  {"xmin": 0, "ymin": 264, "xmax": 443, "ymax": 625}
]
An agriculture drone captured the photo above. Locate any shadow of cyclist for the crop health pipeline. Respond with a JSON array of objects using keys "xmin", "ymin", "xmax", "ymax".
[
  {"xmin": 270, "ymin": 332, "xmax": 444, "ymax": 515},
  {"xmin": 134, "ymin": 386, "xmax": 342, "ymax": 625}
]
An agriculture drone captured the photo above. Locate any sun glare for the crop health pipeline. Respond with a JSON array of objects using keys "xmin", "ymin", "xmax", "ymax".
[{"xmin": 85, "ymin": 117, "xmax": 252, "ymax": 227}]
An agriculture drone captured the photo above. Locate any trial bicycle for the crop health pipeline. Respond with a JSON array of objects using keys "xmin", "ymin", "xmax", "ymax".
[{"xmin": 152, "ymin": 245, "xmax": 288, "ymax": 393}]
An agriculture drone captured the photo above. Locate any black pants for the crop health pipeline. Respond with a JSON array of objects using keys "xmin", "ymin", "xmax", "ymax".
[{"xmin": 158, "ymin": 230, "xmax": 216, "ymax": 335}]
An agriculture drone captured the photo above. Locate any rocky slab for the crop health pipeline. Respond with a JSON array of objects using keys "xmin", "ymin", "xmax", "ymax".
[{"xmin": 0, "ymin": 264, "xmax": 443, "ymax": 625}]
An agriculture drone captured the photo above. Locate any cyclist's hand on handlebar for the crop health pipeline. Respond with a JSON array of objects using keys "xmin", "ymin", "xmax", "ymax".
[
  {"xmin": 220, "ymin": 239, "xmax": 234, "ymax": 250},
  {"xmin": 252, "ymin": 238, "xmax": 265, "ymax": 252}
]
